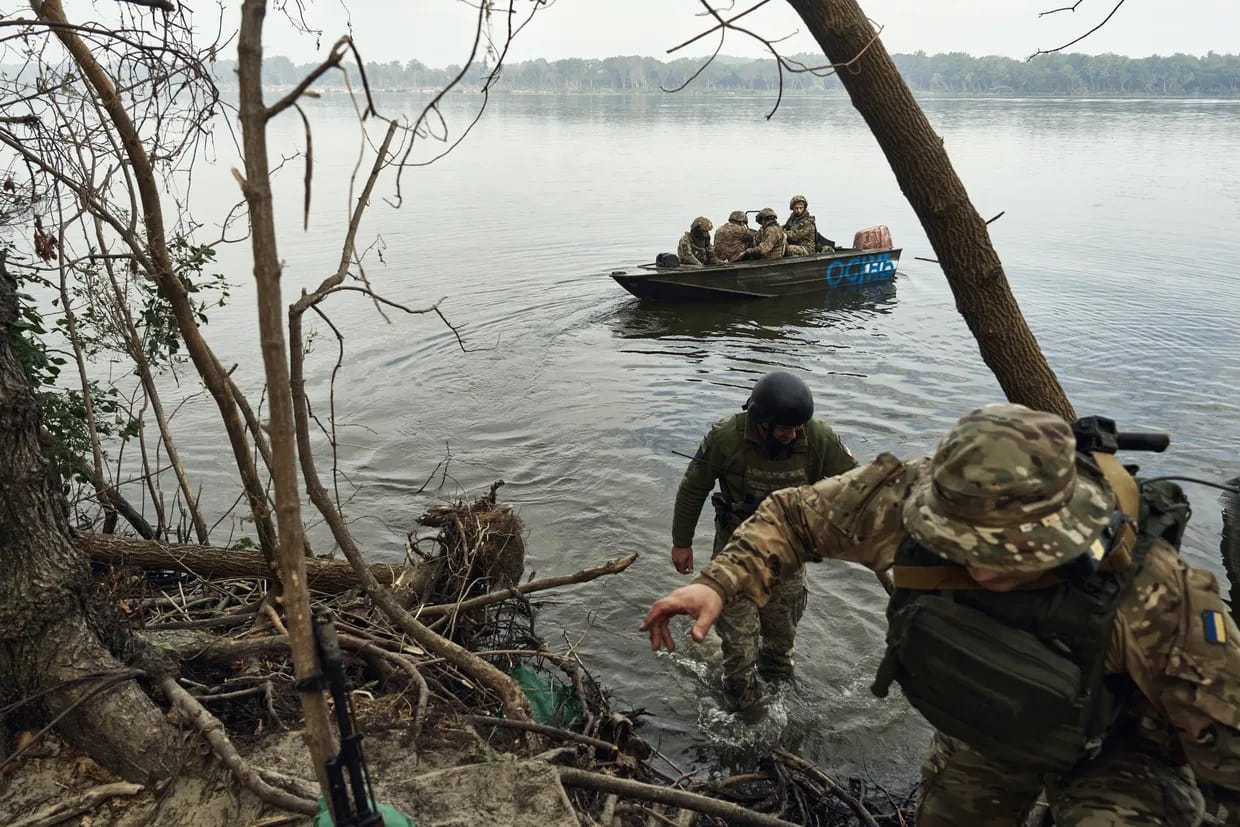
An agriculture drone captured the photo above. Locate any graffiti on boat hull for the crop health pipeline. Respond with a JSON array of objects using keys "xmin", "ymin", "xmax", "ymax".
[{"xmin": 825, "ymin": 252, "xmax": 897, "ymax": 287}]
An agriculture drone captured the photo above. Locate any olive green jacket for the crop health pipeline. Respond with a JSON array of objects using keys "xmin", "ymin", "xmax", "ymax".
[{"xmin": 671, "ymin": 412, "xmax": 857, "ymax": 548}]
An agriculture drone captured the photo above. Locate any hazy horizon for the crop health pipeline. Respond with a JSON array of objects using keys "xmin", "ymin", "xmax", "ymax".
[
  {"xmin": 246, "ymin": 48, "xmax": 1240, "ymax": 72},
  {"xmin": 250, "ymin": 0, "xmax": 1240, "ymax": 68}
]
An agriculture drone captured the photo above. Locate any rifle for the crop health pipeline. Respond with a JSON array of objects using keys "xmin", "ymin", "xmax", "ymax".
[
  {"xmin": 307, "ymin": 607, "xmax": 414, "ymax": 827},
  {"xmin": 1071, "ymin": 414, "xmax": 1169, "ymax": 455}
]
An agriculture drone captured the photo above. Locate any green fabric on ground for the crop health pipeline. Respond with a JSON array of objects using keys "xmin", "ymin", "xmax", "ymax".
[
  {"xmin": 510, "ymin": 663, "xmax": 583, "ymax": 728},
  {"xmin": 313, "ymin": 797, "xmax": 416, "ymax": 826}
]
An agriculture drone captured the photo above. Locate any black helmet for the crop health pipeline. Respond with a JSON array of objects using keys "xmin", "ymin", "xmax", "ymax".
[{"xmin": 744, "ymin": 371, "xmax": 813, "ymax": 426}]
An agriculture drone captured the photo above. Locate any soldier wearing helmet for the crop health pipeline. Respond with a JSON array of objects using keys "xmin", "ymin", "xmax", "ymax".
[
  {"xmin": 676, "ymin": 216, "xmax": 719, "ymax": 267},
  {"xmin": 713, "ymin": 211, "xmax": 756, "ymax": 263},
  {"xmin": 783, "ymin": 195, "xmax": 817, "ymax": 257},
  {"xmin": 736, "ymin": 208, "xmax": 787, "ymax": 261},
  {"xmin": 669, "ymin": 371, "xmax": 857, "ymax": 709},
  {"xmin": 644, "ymin": 403, "xmax": 1240, "ymax": 823}
]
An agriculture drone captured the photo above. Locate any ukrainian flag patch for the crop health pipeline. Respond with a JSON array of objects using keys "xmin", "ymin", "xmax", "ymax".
[{"xmin": 1203, "ymin": 610, "xmax": 1228, "ymax": 645}]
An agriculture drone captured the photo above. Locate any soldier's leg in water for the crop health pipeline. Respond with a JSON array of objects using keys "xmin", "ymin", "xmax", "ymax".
[
  {"xmin": 712, "ymin": 522, "xmax": 758, "ymax": 708},
  {"xmin": 1046, "ymin": 736, "xmax": 1204, "ymax": 826},
  {"xmin": 715, "ymin": 599, "xmax": 761, "ymax": 708},
  {"xmin": 756, "ymin": 567, "xmax": 807, "ymax": 681},
  {"xmin": 916, "ymin": 732, "xmax": 1044, "ymax": 826}
]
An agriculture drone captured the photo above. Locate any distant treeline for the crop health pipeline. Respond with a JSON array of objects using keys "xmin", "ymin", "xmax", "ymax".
[{"xmin": 213, "ymin": 51, "xmax": 1240, "ymax": 96}]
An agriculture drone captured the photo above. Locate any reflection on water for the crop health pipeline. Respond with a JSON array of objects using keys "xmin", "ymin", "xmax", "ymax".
[
  {"xmin": 181, "ymin": 94, "xmax": 1240, "ymax": 790},
  {"xmin": 603, "ymin": 280, "xmax": 899, "ymax": 345}
]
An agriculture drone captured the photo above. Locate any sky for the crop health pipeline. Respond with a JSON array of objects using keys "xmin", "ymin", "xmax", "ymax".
[{"xmin": 254, "ymin": 0, "xmax": 1240, "ymax": 67}]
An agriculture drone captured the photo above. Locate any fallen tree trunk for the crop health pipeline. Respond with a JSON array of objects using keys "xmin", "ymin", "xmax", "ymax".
[{"xmin": 79, "ymin": 532, "xmax": 408, "ymax": 594}]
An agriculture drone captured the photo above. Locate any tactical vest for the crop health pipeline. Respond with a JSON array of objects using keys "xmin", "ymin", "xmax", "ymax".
[
  {"xmin": 711, "ymin": 416, "xmax": 811, "ymax": 537},
  {"xmin": 871, "ymin": 462, "xmax": 1191, "ymax": 772}
]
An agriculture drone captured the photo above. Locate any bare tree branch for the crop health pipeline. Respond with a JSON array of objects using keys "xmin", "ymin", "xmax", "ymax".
[
  {"xmin": 1039, "ymin": 0, "xmax": 1086, "ymax": 17},
  {"xmin": 1029, "ymin": 0, "xmax": 1128, "ymax": 59},
  {"xmin": 662, "ymin": 0, "xmax": 884, "ymax": 119}
]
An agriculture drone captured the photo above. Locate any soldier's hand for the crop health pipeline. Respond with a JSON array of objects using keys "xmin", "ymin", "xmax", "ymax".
[
  {"xmin": 671, "ymin": 545, "xmax": 694, "ymax": 574},
  {"xmin": 640, "ymin": 584, "xmax": 723, "ymax": 653}
]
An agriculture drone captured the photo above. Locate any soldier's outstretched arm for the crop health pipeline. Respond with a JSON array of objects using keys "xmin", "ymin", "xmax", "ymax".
[{"xmin": 695, "ymin": 454, "xmax": 913, "ymax": 609}]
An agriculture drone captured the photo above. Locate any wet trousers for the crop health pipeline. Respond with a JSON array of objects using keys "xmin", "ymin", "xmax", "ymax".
[{"xmin": 712, "ymin": 522, "xmax": 808, "ymax": 704}]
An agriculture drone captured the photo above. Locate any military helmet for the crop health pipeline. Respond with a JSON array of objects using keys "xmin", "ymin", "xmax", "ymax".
[
  {"xmin": 728, "ymin": 210, "xmax": 748, "ymax": 223},
  {"xmin": 690, "ymin": 216, "xmax": 714, "ymax": 234},
  {"xmin": 789, "ymin": 194, "xmax": 808, "ymax": 209},
  {"xmin": 902, "ymin": 403, "xmax": 1114, "ymax": 574},
  {"xmin": 744, "ymin": 371, "xmax": 814, "ymax": 426},
  {"xmin": 755, "ymin": 207, "xmax": 778, "ymax": 222}
]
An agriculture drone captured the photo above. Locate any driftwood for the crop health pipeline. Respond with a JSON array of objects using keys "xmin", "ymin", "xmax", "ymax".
[
  {"xmin": 80, "ymin": 532, "xmax": 408, "ymax": 594},
  {"xmin": 558, "ymin": 767, "xmax": 800, "ymax": 827},
  {"xmin": 775, "ymin": 749, "xmax": 879, "ymax": 827},
  {"xmin": 10, "ymin": 782, "xmax": 143, "ymax": 827},
  {"xmin": 418, "ymin": 553, "xmax": 639, "ymax": 618},
  {"xmin": 159, "ymin": 676, "xmax": 318, "ymax": 816},
  {"xmin": 462, "ymin": 714, "xmax": 620, "ymax": 755}
]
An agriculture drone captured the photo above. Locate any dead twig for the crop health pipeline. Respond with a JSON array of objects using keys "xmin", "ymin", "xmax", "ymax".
[
  {"xmin": 10, "ymin": 782, "xmax": 144, "ymax": 827},
  {"xmin": 463, "ymin": 714, "xmax": 619, "ymax": 754},
  {"xmin": 337, "ymin": 634, "xmax": 430, "ymax": 749},
  {"xmin": 776, "ymin": 749, "xmax": 879, "ymax": 827},
  {"xmin": 558, "ymin": 767, "xmax": 800, "ymax": 827},
  {"xmin": 1039, "ymin": 0, "xmax": 1086, "ymax": 16},
  {"xmin": 1028, "ymin": 0, "xmax": 1128, "ymax": 59},
  {"xmin": 159, "ymin": 676, "xmax": 318, "ymax": 816},
  {"xmin": 417, "ymin": 553, "xmax": 639, "ymax": 619}
]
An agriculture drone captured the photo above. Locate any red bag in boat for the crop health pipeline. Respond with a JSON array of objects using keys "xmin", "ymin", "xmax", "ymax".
[{"xmin": 852, "ymin": 225, "xmax": 893, "ymax": 250}]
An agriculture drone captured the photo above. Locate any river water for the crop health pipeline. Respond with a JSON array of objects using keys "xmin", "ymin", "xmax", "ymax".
[{"xmin": 174, "ymin": 93, "xmax": 1240, "ymax": 784}]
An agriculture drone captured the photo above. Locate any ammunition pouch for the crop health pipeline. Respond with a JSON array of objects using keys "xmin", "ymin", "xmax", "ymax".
[
  {"xmin": 877, "ymin": 595, "xmax": 1114, "ymax": 772},
  {"xmin": 873, "ymin": 463, "xmax": 1191, "ymax": 773},
  {"xmin": 711, "ymin": 492, "xmax": 757, "ymax": 533}
]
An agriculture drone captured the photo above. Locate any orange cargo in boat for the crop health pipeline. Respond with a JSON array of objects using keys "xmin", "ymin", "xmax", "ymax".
[{"xmin": 853, "ymin": 225, "xmax": 893, "ymax": 250}]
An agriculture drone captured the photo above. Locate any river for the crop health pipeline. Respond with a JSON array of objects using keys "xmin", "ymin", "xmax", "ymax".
[{"xmin": 171, "ymin": 92, "xmax": 1240, "ymax": 784}]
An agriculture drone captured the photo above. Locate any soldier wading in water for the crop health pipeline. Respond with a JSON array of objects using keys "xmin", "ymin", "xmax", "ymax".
[
  {"xmin": 670, "ymin": 371, "xmax": 856, "ymax": 709},
  {"xmin": 644, "ymin": 403, "xmax": 1240, "ymax": 825}
]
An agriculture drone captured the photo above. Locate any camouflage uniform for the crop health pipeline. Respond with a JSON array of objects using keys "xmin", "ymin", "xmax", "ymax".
[
  {"xmin": 784, "ymin": 196, "xmax": 817, "ymax": 257},
  {"xmin": 673, "ymin": 412, "xmax": 856, "ymax": 706},
  {"xmin": 677, "ymin": 216, "xmax": 719, "ymax": 267},
  {"xmin": 714, "ymin": 211, "xmax": 756, "ymax": 263},
  {"xmin": 747, "ymin": 216, "xmax": 787, "ymax": 260},
  {"xmin": 694, "ymin": 404, "xmax": 1240, "ymax": 824}
]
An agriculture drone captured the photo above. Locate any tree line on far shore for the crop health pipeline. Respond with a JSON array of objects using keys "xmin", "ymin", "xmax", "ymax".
[{"xmin": 211, "ymin": 50, "xmax": 1240, "ymax": 97}]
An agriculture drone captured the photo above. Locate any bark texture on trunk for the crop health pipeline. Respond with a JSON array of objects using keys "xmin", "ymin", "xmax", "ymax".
[
  {"xmin": 81, "ymin": 532, "xmax": 410, "ymax": 594},
  {"xmin": 0, "ymin": 255, "xmax": 178, "ymax": 783},
  {"xmin": 789, "ymin": 0, "xmax": 1074, "ymax": 420}
]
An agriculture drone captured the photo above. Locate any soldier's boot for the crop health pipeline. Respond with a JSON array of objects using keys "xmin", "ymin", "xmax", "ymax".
[{"xmin": 756, "ymin": 649, "xmax": 794, "ymax": 682}]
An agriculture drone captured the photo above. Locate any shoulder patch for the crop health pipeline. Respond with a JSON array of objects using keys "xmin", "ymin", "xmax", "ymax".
[{"xmin": 1204, "ymin": 610, "xmax": 1228, "ymax": 644}]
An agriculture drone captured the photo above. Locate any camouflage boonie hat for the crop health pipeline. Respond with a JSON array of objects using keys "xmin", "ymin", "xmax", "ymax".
[
  {"xmin": 728, "ymin": 210, "xmax": 748, "ymax": 223},
  {"xmin": 902, "ymin": 403, "xmax": 1114, "ymax": 574},
  {"xmin": 690, "ymin": 216, "xmax": 714, "ymax": 233},
  {"xmin": 789, "ymin": 194, "xmax": 808, "ymax": 209},
  {"xmin": 755, "ymin": 207, "xmax": 778, "ymax": 221}
]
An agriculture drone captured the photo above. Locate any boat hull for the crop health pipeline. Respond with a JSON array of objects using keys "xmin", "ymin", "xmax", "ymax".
[{"xmin": 610, "ymin": 247, "xmax": 901, "ymax": 301}]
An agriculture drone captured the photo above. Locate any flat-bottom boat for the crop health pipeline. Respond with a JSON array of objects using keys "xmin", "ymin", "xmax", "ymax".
[{"xmin": 609, "ymin": 246, "xmax": 901, "ymax": 301}]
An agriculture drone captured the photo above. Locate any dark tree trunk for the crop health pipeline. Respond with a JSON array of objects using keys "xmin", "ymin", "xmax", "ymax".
[
  {"xmin": 81, "ymin": 532, "xmax": 413, "ymax": 595},
  {"xmin": 788, "ymin": 0, "xmax": 1075, "ymax": 421},
  {"xmin": 0, "ymin": 253, "xmax": 178, "ymax": 783}
]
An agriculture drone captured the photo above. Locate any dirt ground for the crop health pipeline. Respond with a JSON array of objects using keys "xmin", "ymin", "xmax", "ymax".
[{"xmin": 0, "ymin": 722, "xmax": 582, "ymax": 827}]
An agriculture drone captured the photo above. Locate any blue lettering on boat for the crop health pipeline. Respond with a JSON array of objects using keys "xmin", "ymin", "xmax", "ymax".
[{"xmin": 824, "ymin": 252, "xmax": 897, "ymax": 286}]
